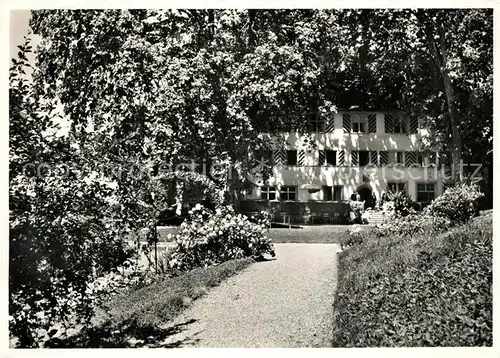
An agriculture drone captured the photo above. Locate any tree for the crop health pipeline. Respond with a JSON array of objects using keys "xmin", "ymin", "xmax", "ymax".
[
  {"xmin": 29, "ymin": 9, "xmax": 346, "ymax": 208},
  {"xmin": 12, "ymin": 9, "xmax": 493, "ymax": 345},
  {"xmin": 9, "ymin": 36, "xmax": 133, "ymax": 347},
  {"xmin": 335, "ymin": 9, "xmax": 492, "ymax": 182}
]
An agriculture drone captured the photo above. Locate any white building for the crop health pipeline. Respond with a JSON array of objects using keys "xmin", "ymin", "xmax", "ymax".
[{"xmin": 240, "ymin": 111, "xmax": 453, "ymax": 223}]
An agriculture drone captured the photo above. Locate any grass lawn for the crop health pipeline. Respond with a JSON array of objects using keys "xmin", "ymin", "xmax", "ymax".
[
  {"xmin": 332, "ymin": 214, "xmax": 492, "ymax": 347},
  {"xmin": 45, "ymin": 258, "xmax": 254, "ymax": 347},
  {"xmin": 155, "ymin": 225, "xmax": 348, "ymax": 244},
  {"xmin": 267, "ymin": 226, "xmax": 347, "ymax": 243}
]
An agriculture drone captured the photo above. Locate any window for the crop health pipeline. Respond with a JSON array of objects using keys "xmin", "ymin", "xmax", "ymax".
[
  {"xmin": 323, "ymin": 186, "xmax": 343, "ymax": 201},
  {"xmin": 385, "ymin": 113, "xmax": 408, "ymax": 134},
  {"xmin": 323, "ymin": 186, "xmax": 333, "ymax": 201},
  {"xmin": 462, "ymin": 164, "xmax": 479, "ymax": 179},
  {"xmin": 286, "ymin": 150, "xmax": 297, "ymax": 166},
  {"xmin": 352, "ymin": 115, "xmax": 368, "ymax": 133},
  {"xmin": 280, "ymin": 186, "xmax": 297, "ymax": 201},
  {"xmin": 417, "ymin": 153, "xmax": 425, "ymax": 166},
  {"xmin": 260, "ymin": 186, "xmax": 277, "ymax": 200},
  {"xmin": 334, "ymin": 186, "xmax": 343, "ymax": 201},
  {"xmin": 389, "ymin": 151, "xmax": 405, "ymax": 165},
  {"xmin": 351, "ymin": 150, "xmax": 370, "ymax": 166},
  {"xmin": 417, "ymin": 183, "xmax": 435, "ymax": 202},
  {"xmin": 359, "ymin": 151, "xmax": 370, "ymax": 166},
  {"xmin": 394, "ymin": 118, "xmax": 408, "ymax": 134},
  {"xmin": 309, "ymin": 116, "xmax": 325, "ymax": 132},
  {"xmin": 326, "ymin": 150, "xmax": 336, "ymax": 166},
  {"xmin": 387, "ymin": 182, "xmax": 406, "ymax": 194},
  {"xmin": 319, "ymin": 150, "xmax": 337, "ymax": 166}
]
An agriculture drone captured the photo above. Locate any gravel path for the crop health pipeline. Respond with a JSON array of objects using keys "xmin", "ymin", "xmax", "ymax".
[{"xmin": 161, "ymin": 243, "xmax": 340, "ymax": 347}]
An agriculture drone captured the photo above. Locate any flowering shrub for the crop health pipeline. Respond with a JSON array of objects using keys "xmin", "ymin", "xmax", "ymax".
[
  {"xmin": 386, "ymin": 190, "xmax": 415, "ymax": 217},
  {"xmin": 163, "ymin": 205, "xmax": 275, "ymax": 273},
  {"xmin": 9, "ymin": 254, "xmax": 142, "ymax": 347},
  {"xmin": 424, "ymin": 183, "xmax": 484, "ymax": 225},
  {"xmin": 381, "ymin": 200, "xmax": 396, "ymax": 216},
  {"xmin": 348, "ymin": 201, "xmax": 365, "ymax": 224},
  {"xmin": 375, "ymin": 212, "xmax": 451, "ymax": 238},
  {"xmin": 373, "ymin": 183, "xmax": 482, "ymax": 239},
  {"xmin": 360, "ymin": 211, "xmax": 370, "ymax": 225}
]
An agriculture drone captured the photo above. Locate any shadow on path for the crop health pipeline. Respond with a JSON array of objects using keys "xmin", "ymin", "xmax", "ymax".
[{"xmin": 44, "ymin": 318, "xmax": 199, "ymax": 348}]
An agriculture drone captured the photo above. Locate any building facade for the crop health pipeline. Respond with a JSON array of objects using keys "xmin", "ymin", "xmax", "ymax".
[{"xmin": 240, "ymin": 111, "xmax": 453, "ymax": 223}]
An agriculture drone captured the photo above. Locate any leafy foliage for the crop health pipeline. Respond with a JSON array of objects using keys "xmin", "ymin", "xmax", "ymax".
[
  {"xmin": 424, "ymin": 182, "xmax": 483, "ymax": 225},
  {"xmin": 9, "ymin": 37, "xmax": 134, "ymax": 347},
  {"xmin": 385, "ymin": 190, "xmax": 415, "ymax": 217},
  {"xmin": 339, "ymin": 225, "xmax": 372, "ymax": 250},
  {"xmin": 348, "ymin": 201, "xmax": 365, "ymax": 224},
  {"xmin": 333, "ymin": 214, "xmax": 492, "ymax": 347},
  {"xmin": 29, "ymin": 10, "xmax": 346, "ymax": 205},
  {"xmin": 375, "ymin": 212, "xmax": 451, "ymax": 239},
  {"xmin": 163, "ymin": 205, "xmax": 275, "ymax": 274},
  {"xmin": 372, "ymin": 183, "xmax": 483, "ymax": 239},
  {"xmin": 12, "ymin": 9, "xmax": 493, "ymax": 347}
]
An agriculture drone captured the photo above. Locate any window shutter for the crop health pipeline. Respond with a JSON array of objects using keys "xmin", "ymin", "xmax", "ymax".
[
  {"xmin": 325, "ymin": 117, "xmax": 335, "ymax": 132},
  {"xmin": 379, "ymin": 151, "xmax": 389, "ymax": 166},
  {"xmin": 405, "ymin": 151, "xmax": 416, "ymax": 166},
  {"xmin": 409, "ymin": 115, "xmax": 419, "ymax": 134},
  {"xmin": 351, "ymin": 150, "xmax": 358, "ymax": 166},
  {"xmin": 369, "ymin": 151, "xmax": 378, "ymax": 166},
  {"xmin": 273, "ymin": 149, "xmax": 285, "ymax": 165},
  {"xmin": 298, "ymin": 150, "xmax": 305, "ymax": 166},
  {"xmin": 338, "ymin": 150, "xmax": 345, "ymax": 165},
  {"xmin": 319, "ymin": 150, "xmax": 326, "ymax": 165},
  {"xmin": 384, "ymin": 113, "xmax": 394, "ymax": 133},
  {"xmin": 342, "ymin": 114, "xmax": 351, "ymax": 133},
  {"xmin": 368, "ymin": 114, "xmax": 377, "ymax": 133}
]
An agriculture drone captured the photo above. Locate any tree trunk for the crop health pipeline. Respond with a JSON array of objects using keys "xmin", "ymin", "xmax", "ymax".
[
  {"xmin": 417, "ymin": 11, "xmax": 463, "ymax": 183},
  {"xmin": 436, "ymin": 21, "xmax": 462, "ymax": 183},
  {"xmin": 175, "ymin": 179, "xmax": 184, "ymax": 216},
  {"xmin": 224, "ymin": 164, "xmax": 241, "ymax": 210},
  {"xmin": 441, "ymin": 72, "xmax": 463, "ymax": 182},
  {"xmin": 229, "ymin": 165, "xmax": 242, "ymax": 211}
]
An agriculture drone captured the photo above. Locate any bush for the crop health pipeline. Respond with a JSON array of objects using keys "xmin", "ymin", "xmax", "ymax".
[
  {"xmin": 424, "ymin": 183, "xmax": 484, "ymax": 225},
  {"xmin": 386, "ymin": 190, "xmax": 415, "ymax": 217},
  {"xmin": 374, "ymin": 183, "xmax": 483, "ymax": 239},
  {"xmin": 333, "ymin": 214, "xmax": 492, "ymax": 347},
  {"xmin": 163, "ymin": 205, "xmax": 275, "ymax": 274},
  {"xmin": 348, "ymin": 201, "xmax": 365, "ymax": 224},
  {"xmin": 339, "ymin": 225, "xmax": 373, "ymax": 250},
  {"xmin": 375, "ymin": 212, "xmax": 451, "ymax": 238}
]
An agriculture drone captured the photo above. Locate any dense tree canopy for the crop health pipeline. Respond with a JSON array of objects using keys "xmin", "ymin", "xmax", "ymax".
[
  {"xmin": 30, "ymin": 9, "xmax": 492, "ymax": 181},
  {"xmin": 9, "ymin": 8, "xmax": 492, "ymax": 347}
]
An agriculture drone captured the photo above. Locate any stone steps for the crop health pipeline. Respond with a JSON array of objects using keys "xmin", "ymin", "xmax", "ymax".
[{"xmin": 366, "ymin": 211, "xmax": 387, "ymax": 225}]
